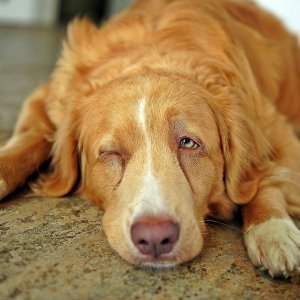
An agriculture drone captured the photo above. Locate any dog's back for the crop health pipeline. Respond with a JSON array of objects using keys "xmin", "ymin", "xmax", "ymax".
[{"xmin": 222, "ymin": 0, "xmax": 300, "ymax": 125}]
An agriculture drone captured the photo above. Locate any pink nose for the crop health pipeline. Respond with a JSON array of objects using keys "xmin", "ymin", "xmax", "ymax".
[{"xmin": 131, "ymin": 216, "xmax": 179, "ymax": 258}]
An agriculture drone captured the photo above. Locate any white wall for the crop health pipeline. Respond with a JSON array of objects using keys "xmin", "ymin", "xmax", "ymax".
[
  {"xmin": 108, "ymin": 0, "xmax": 133, "ymax": 16},
  {"xmin": 0, "ymin": 0, "xmax": 59, "ymax": 26},
  {"xmin": 109, "ymin": 0, "xmax": 300, "ymax": 34},
  {"xmin": 255, "ymin": 0, "xmax": 300, "ymax": 33},
  {"xmin": 0, "ymin": 0, "xmax": 298, "ymax": 32}
]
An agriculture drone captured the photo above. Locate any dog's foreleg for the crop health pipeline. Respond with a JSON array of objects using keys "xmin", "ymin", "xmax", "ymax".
[
  {"xmin": 0, "ymin": 85, "xmax": 53, "ymax": 200},
  {"xmin": 242, "ymin": 186, "xmax": 300, "ymax": 277}
]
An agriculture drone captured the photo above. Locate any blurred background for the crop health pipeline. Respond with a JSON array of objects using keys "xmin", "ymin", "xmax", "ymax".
[
  {"xmin": 0, "ymin": 0, "xmax": 133, "ymax": 26},
  {"xmin": 0, "ymin": 0, "xmax": 299, "ymax": 135},
  {"xmin": 0, "ymin": 0, "xmax": 133, "ymax": 135},
  {"xmin": 0, "ymin": 0, "xmax": 299, "ymax": 31}
]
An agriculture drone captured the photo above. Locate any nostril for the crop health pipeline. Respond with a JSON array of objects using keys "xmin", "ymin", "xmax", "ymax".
[
  {"xmin": 139, "ymin": 239, "xmax": 148, "ymax": 245},
  {"xmin": 161, "ymin": 238, "xmax": 170, "ymax": 245},
  {"xmin": 131, "ymin": 216, "xmax": 179, "ymax": 258}
]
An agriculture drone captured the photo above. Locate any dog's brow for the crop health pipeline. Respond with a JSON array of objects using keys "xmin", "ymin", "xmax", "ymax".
[
  {"xmin": 98, "ymin": 134, "xmax": 115, "ymax": 149},
  {"xmin": 136, "ymin": 96, "xmax": 152, "ymax": 153},
  {"xmin": 136, "ymin": 97, "xmax": 147, "ymax": 133}
]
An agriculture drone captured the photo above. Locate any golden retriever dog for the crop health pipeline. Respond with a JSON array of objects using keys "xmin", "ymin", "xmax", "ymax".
[{"xmin": 0, "ymin": 0, "xmax": 300, "ymax": 277}]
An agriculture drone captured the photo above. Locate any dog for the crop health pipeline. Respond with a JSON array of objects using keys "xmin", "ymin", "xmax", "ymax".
[{"xmin": 0, "ymin": 0, "xmax": 300, "ymax": 277}]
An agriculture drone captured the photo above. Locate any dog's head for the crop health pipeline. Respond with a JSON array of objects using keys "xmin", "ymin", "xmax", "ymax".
[
  {"xmin": 33, "ymin": 19, "xmax": 273, "ymax": 267},
  {"xmin": 77, "ymin": 73, "xmax": 230, "ymax": 266},
  {"xmin": 36, "ymin": 70, "xmax": 271, "ymax": 267}
]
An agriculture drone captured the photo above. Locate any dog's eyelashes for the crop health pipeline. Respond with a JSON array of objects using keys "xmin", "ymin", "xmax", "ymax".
[
  {"xmin": 179, "ymin": 138, "xmax": 200, "ymax": 150},
  {"xmin": 98, "ymin": 151, "xmax": 121, "ymax": 160}
]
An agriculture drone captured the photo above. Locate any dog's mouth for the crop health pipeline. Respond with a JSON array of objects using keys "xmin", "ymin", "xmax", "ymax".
[
  {"xmin": 131, "ymin": 253, "xmax": 180, "ymax": 268},
  {"xmin": 140, "ymin": 260, "xmax": 179, "ymax": 269}
]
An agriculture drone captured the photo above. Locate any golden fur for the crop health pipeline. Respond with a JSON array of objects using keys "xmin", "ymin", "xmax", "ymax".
[{"xmin": 1, "ymin": 0, "xmax": 300, "ymax": 276}]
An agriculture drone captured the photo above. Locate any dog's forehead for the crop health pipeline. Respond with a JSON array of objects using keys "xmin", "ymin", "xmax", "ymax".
[{"xmin": 81, "ymin": 74, "xmax": 218, "ymax": 147}]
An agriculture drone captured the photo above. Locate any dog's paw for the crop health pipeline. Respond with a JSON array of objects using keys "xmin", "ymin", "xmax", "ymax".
[
  {"xmin": 0, "ymin": 177, "xmax": 8, "ymax": 200},
  {"xmin": 244, "ymin": 219, "xmax": 300, "ymax": 277}
]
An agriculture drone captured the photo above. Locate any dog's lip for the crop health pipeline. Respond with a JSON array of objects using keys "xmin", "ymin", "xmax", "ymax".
[
  {"xmin": 131, "ymin": 253, "xmax": 180, "ymax": 267},
  {"xmin": 139, "ymin": 260, "xmax": 178, "ymax": 269}
]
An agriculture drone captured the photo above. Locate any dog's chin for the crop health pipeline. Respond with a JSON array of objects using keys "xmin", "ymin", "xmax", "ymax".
[
  {"xmin": 130, "ymin": 256, "xmax": 182, "ymax": 269},
  {"xmin": 139, "ymin": 261, "xmax": 179, "ymax": 269},
  {"xmin": 119, "ymin": 247, "xmax": 202, "ymax": 269}
]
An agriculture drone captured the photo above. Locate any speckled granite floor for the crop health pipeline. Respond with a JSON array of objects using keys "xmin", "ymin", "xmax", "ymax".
[{"xmin": 0, "ymin": 26, "xmax": 299, "ymax": 300}]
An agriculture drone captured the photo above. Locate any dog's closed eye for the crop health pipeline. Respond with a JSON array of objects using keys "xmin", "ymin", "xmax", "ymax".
[
  {"xmin": 98, "ymin": 151, "xmax": 122, "ymax": 160},
  {"xmin": 98, "ymin": 150, "xmax": 124, "ymax": 170}
]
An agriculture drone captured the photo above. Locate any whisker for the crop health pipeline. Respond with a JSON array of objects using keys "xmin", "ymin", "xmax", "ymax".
[{"xmin": 205, "ymin": 219, "xmax": 243, "ymax": 233}]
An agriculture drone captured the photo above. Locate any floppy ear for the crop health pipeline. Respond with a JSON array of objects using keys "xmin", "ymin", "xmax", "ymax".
[
  {"xmin": 196, "ymin": 59, "xmax": 274, "ymax": 205},
  {"xmin": 31, "ymin": 115, "xmax": 78, "ymax": 197},
  {"xmin": 208, "ymin": 88, "xmax": 273, "ymax": 204},
  {"xmin": 29, "ymin": 20, "xmax": 97, "ymax": 197}
]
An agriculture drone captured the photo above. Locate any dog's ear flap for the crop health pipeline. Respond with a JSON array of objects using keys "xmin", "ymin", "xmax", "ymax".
[
  {"xmin": 61, "ymin": 17, "xmax": 99, "ymax": 69},
  {"xmin": 209, "ymin": 90, "xmax": 272, "ymax": 205},
  {"xmin": 197, "ymin": 61, "xmax": 273, "ymax": 205},
  {"xmin": 31, "ymin": 116, "xmax": 78, "ymax": 197}
]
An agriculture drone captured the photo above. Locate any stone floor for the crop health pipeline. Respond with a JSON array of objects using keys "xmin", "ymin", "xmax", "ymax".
[{"xmin": 0, "ymin": 26, "xmax": 299, "ymax": 300}]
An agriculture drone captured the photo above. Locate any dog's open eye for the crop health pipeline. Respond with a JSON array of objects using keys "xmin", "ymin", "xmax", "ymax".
[{"xmin": 179, "ymin": 138, "xmax": 200, "ymax": 149}]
